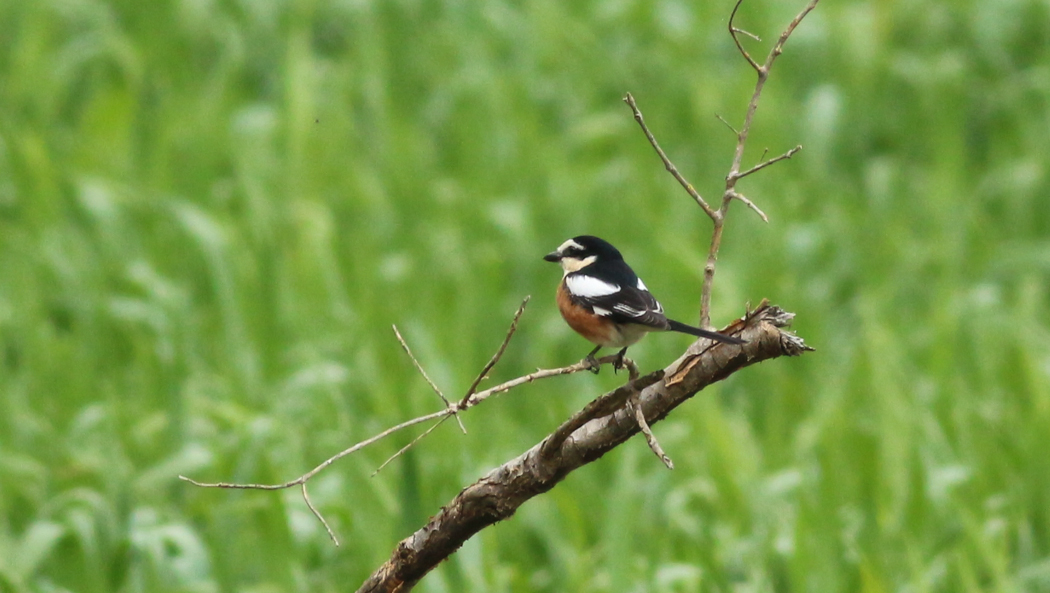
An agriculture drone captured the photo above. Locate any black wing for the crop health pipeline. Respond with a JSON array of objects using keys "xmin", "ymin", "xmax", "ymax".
[{"xmin": 565, "ymin": 266, "xmax": 670, "ymax": 330}]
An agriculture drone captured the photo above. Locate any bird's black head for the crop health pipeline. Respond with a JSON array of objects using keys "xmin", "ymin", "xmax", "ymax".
[{"xmin": 544, "ymin": 235, "xmax": 624, "ymax": 272}]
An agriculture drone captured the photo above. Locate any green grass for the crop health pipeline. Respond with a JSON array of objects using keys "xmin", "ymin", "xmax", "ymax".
[{"xmin": 2, "ymin": 0, "xmax": 1050, "ymax": 591}]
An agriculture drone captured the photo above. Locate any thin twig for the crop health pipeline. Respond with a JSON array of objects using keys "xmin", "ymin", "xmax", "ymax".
[
  {"xmin": 715, "ymin": 114, "xmax": 740, "ymax": 136},
  {"xmin": 727, "ymin": 191, "xmax": 769, "ymax": 222},
  {"xmin": 728, "ymin": 0, "xmax": 761, "ymax": 71},
  {"xmin": 179, "ymin": 408, "xmax": 452, "ymax": 491},
  {"xmin": 392, "ymin": 325, "xmax": 466, "ymax": 434},
  {"xmin": 393, "ymin": 325, "xmax": 451, "ymax": 406},
  {"xmin": 461, "ymin": 297, "xmax": 530, "ymax": 405},
  {"xmin": 372, "ymin": 416, "xmax": 452, "ymax": 476},
  {"xmin": 732, "ymin": 27, "xmax": 762, "ymax": 43},
  {"xmin": 303, "ymin": 483, "xmax": 339, "ymax": 546},
  {"xmin": 623, "ymin": 92, "xmax": 717, "ymax": 220},
  {"xmin": 736, "ymin": 145, "xmax": 802, "ymax": 180},
  {"xmin": 628, "ymin": 392, "xmax": 673, "ymax": 469},
  {"xmin": 465, "ymin": 353, "xmax": 622, "ymax": 407}
]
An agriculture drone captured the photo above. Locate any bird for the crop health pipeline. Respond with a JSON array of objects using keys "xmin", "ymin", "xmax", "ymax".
[{"xmin": 544, "ymin": 235, "xmax": 745, "ymax": 372}]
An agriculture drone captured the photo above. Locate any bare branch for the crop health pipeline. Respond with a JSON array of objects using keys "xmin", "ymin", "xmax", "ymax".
[
  {"xmin": 541, "ymin": 368, "xmax": 664, "ymax": 461},
  {"xmin": 623, "ymin": 92, "xmax": 718, "ymax": 220},
  {"xmin": 461, "ymin": 296, "xmax": 530, "ymax": 405}
]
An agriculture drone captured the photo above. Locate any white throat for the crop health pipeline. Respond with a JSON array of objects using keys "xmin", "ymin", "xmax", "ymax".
[{"xmin": 559, "ymin": 255, "xmax": 596, "ymax": 276}]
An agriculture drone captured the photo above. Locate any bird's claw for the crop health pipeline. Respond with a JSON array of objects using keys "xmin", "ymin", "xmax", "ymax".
[{"xmin": 584, "ymin": 353, "xmax": 601, "ymax": 374}]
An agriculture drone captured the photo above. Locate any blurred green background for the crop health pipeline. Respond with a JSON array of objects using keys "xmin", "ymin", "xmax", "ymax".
[{"xmin": 2, "ymin": 0, "xmax": 1049, "ymax": 591}]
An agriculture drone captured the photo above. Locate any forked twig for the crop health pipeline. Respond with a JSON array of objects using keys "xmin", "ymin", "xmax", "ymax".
[
  {"xmin": 728, "ymin": 0, "xmax": 762, "ymax": 71},
  {"xmin": 181, "ymin": 296, "xmax": 637, "ymax": 543}
]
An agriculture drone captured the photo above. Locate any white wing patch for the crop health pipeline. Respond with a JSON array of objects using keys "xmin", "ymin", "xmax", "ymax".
[
  {"xmin": 592, "ymin": 306, "xmax": 612, "ymax": 317},
  {"xmin": 566, "ymin": 274, "xmax": 620, "ymax": 298}
]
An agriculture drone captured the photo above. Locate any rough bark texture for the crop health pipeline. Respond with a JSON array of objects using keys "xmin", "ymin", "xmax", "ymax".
[{"xmin": 357, "ymin": 303, "xmax": 810, "ymax": 593}]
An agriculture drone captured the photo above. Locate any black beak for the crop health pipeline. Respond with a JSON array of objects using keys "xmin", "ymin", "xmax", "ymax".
[{"xmin": 543, "ymin": 251, "xmax": 561, "ymax": 263}]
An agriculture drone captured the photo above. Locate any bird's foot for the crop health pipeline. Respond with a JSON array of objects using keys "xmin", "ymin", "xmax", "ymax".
[
  {"xmin": 613, "ymin": 348, "xmax": 628, "ymax": 373},
  {"xmin": 584, "ymin": 353, "xmax": 601, "ymax": 374}
]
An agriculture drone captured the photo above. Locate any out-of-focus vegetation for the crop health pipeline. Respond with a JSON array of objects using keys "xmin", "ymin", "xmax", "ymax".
[{"xmin": 2, "ymin": 0, "xmax": 1049, "ymax": 591}]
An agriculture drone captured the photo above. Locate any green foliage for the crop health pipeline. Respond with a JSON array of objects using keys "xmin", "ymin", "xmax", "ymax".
[{"xmin": 2, "ymin": 0, "xmax": 1049, "ymax": 591}]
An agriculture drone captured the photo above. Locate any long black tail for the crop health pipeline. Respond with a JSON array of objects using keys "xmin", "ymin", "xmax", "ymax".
[{"xmin": 667, "ymin": 319, "xmax": 746, "ymax": 345}]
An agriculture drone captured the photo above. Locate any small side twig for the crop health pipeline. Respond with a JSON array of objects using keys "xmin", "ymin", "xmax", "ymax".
[
  {"xmin": 736, "ymin": 144, "xmax": 802, "ymax": 180},
  {"xmin": 623, "ymin": 92, "xmax": 717, "ymax": 220},
  {"xmin": 461, "ymin": 296, "xmax": 530, "ymax": 405},
  {"xmin": 393, "ymin": 324, "xmax": 466, "ymax": 434},
  {"xmin": 715, "ymin": 113, "xmax": 740, "ymax": 136},
  {"xmin": 728, "ymin": 0, "xmax": 762, "ymax": 71},
  {"xmin": 628, "ymin": 392, "xmax": 673, "ymax": 469},
  {"xmin": 302, "ymin": 483, "xmax": 339, "ymax": 545},
  {"xmin": 372, "ymin": 415, "xmax": 453, "ymax": 477}
]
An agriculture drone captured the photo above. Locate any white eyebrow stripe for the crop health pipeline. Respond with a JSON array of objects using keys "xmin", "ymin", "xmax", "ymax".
[
  {"xmin": 637, "ymin": 278, "xmax": 648, "ymax": 291},
  {"xmin": 566, "ymin": 275, "xmax": 621, "ymax": 298},
  {"xmin": 557, "ymin": 238, "xmax": 585, "ymax": 253}
]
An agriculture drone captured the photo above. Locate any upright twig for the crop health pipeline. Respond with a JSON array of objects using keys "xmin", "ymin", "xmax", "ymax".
[
  {"xmin": 626, "ymin": 0, "xmax": 818, "ymax": 329},
  {"xmin": 461, "ymin": 296, "xmax": 530, "ymax": 405},
  {"xmin": 701, "ymin": 0, "xmax": 818, "ymax": 327}
]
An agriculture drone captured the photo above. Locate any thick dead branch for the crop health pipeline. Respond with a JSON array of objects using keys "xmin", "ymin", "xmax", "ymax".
[{"xmin": 357, "ymin": 303, "xmax": 812, "ymax": 592}]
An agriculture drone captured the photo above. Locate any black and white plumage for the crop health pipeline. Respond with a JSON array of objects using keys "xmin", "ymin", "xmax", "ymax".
[{"xmin": 544, "ymin": 235, "xmax": 744, "ymax": 370}]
